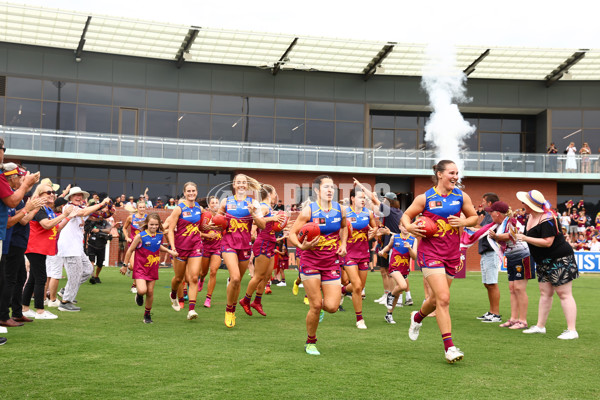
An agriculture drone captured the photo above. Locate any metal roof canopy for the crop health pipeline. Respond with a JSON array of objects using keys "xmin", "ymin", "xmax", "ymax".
[{"xmin": 1, "ymin": 3, "xmax": 599, "ymax": 81}]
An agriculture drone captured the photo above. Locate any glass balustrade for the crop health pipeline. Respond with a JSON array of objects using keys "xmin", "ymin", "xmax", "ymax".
[{"xmin": 2, "ymin": 126, "xmax": 597, "ymax": 174}]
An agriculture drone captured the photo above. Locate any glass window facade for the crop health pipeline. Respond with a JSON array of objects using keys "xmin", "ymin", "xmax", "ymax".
[
  {"xmin": 370, "ymin": 111, "xmax": 534, "ymax": 152},
  {"xmin": 1, "ymin": 75, "xmax": 364, "ymax": 147},
  {"xmin": 551, "ymin": 110, "xmax": 600, "ymax": 156}
]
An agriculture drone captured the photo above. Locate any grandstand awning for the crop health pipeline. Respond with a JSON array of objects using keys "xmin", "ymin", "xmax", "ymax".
[{"xmin": 1, "ymin": 3, "xmax": 599, "ymax": 81}]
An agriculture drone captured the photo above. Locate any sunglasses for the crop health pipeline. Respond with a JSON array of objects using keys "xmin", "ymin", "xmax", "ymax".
[{"xmin": 42, "ymin": 190, "xmax": 55, "ymax": 196}]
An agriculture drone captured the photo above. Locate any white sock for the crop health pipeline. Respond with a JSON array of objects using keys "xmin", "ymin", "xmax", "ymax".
[
  {"xmin": 398, "ymin": 294, "xmax": 403, "ymax": 304},
  {"xmin": 406, "ymin": 291, "xmax": 412, "ymax": 300}
]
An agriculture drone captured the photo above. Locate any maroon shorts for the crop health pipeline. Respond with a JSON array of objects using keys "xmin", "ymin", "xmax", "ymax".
[
  {"xmin": 417, "ymin": 253, "xmax": 459, "ymax": 278},
  {"xmin": 344, "ymin": 258, "xmax": 370, "ymax": 271},
  {"xmin": 202, "ymin": 239, "xmax": 222, "ymax": 258},
  {"xmin": 252, "ymin": 239, "xmax": 276, "ymax": 259},
  {"xmin": 299, "ymin": 265, "xmax": 341, "ymax": 284},
  {"xmin": 176, "ymin": 247, "xmax": 202, "ymax": 261},
  {"xmin": 221, "ymin": 245, "xmax": 251, "ymax": 262}
]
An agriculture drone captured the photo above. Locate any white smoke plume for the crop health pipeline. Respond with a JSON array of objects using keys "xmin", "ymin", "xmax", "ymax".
[{"xmin": 421, "ymin": 42, "xmax": 476, "ymax": 177}]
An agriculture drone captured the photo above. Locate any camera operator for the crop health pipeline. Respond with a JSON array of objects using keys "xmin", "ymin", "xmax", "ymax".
[{"xmin": 86, "ymin": 204, "xmax": 114, "ymax": 284}]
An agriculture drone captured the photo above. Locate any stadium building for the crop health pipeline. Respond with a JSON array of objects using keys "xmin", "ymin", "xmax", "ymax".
[{"xmin": 1, "ymin": 4, "xmax": 600, "ymax": 269}]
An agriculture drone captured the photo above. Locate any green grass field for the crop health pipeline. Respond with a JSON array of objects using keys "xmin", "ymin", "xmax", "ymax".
[{"xmin": 2, "ymin": 268, "xmax": 599, "ymax": 400}]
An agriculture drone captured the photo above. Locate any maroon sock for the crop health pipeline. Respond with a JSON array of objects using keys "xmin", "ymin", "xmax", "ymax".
[
  {"xmin": 254, "ymin": 294, "xmax": 262, "ymax": 305},
  {"xmin": 355, "ymin": 311, "xmax": 363, "ymax": 322},
  {"xmin": 242, "ymin": 294, "xmax": 251, "ymax": 304},
  {"xmin": 414, "ymin": 309, "xmax": 427, "ymax": 324},
  {"xmin": 170, "ymin": 290, "xmax": 177, "ymax": 300},
  {"xmin": 189, "ymin": 300, "xmax": 196, "ymax": 311},
  {"xmin": 306, "ymin": 335, "xmax": 317, "ymax": 344},
  {"xmin": 178, "ymin": 297, "xmax": 184, "ymax": 304},
  {"xmin": 442, "ymin": 332, "xmax": 454, "ymax": 351},
  {"xmin": 226, "ymin": 304, "xmax": 233, "ymax": 312},
  {"xmin": 144, "ymin": 307, "xmax": 151, "ymax": 316},
  {"xmin": 206, "ymin": 293, "xmax": 212, "ymax": 300}
]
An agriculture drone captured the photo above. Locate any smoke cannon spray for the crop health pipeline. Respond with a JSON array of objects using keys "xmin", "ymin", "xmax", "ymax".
[{"xmin": 421, "ymin": 42, "xmax": 476, "ymax": 178}]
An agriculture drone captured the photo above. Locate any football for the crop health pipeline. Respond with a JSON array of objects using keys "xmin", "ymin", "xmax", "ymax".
[
  {"xmin": 298, "ymin": 222, "xmax": 320, "ymax": 242},
  {"xmin": 416, "ymin": 215, "xmax": 438, "ymax": 238},
  {"xmin": 200, "ymin": 211, "xmax": 213, "ymax": 231},
  {"xmin": 273, "ymin": 211, "xmax": 289, "ymax": 232},
  {"xmin": 211, "ymin": 214, "xmax": 229, "ymax": 230}
]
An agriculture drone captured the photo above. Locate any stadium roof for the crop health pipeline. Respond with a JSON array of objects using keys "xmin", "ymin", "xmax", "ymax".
[{"xmin": 1, "ymin": 3, "xmax": 599, "ymax": 85}]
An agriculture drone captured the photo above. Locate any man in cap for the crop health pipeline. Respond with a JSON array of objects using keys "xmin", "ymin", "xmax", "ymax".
[
  {"xmin": 477, "ymin": 193, "xmax": 502, "ymax": 323},
  {"xmin": 86, "ymin": 203, "xmax": 115, "ymax": 284},
  {"xmin": 56, "ymin": 186, "xmax": 111, "ymax": 312}
]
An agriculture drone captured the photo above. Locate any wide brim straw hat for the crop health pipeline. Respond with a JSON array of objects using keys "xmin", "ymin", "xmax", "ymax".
[
  {"xmin": 65, "ymin": 186, "xmax": 90, "ymax": 201},
  {"xmin": 516, "ymin": 190, "xmax": 545, "ymax": 213}
]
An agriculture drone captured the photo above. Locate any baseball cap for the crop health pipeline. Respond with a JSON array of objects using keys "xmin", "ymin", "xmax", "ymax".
[
  {"xmin": 3, "ymin": 163, "xmax": 26, "ymax": 177},
  {"xmin": 485, "ymin": 201, "xmax": 509, "ymax": 214},
  {"xmin": 384, "ymin": 192, "xmax": 397, "ymax": 201}
]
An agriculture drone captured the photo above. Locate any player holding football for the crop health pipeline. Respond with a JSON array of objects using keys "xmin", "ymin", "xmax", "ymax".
[
  {"xmin": 218, "ymin": 174, "xmax": 266, "ymax": 328},
  {"xmin": 288, "ymin": 175, "xmax": 348, "ymax": 356},
  {"xmin": 402, "ymin": 160, "xmax": 478, "ymax": 363},
  {"xmin": 199, "ymin": 196, "xmax": 223, "ymax": 308},
  {"xmin": 239, "ymin": 184, "xmax": 286, "ymax": 317},
  {"xmin": 164, "ymin": 182, "xmax": 205, "ymax": 320}
]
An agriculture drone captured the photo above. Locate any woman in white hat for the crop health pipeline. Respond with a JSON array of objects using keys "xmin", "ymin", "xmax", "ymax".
[{"xmin": 515, "ymin": 190, "xmax": 579, "ymax": 339}]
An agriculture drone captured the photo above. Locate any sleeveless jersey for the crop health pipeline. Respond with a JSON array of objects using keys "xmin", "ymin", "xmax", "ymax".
[
  {"xmin": 418, "ymin": 187, "xmax": 463, "ymax": 261},
  {"xmin": 255, "ymin": 202, "xmax": 277, "ymax": 243},
  {"xmin": 201, "ymin": 212, "xmax": 223, "ymax": 253},
  {"xmin": 175, "ymin": 201, "xmax": 202, "ymax": 251},
  {"xmin": 133, "ymin": 230, "xmax": 163, "ymax": 280},
  {"xmin": 300, "ymin": 202, "xmax": 342, "ymax": 270},
  {"xmin": 345, "ymin": 206, "xmax": 371, "ymax": 263},
  {"xmin": 130, "ymin": 213, "xmax": 147, "ymax": 239},
  {"xmin": 389, "ymin": 233, "xmax": 416, "ymax": 269},
  {"xmin": 223, "ymin": 195, "xmax": 253, "ymax": 250}
]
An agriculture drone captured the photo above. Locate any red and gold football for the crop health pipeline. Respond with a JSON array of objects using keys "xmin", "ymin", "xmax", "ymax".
[
  {"xmin": 273, "ymin": 211, "xmax": 289, "ymax": 232},
  {"xmin": 200, "ymin": 211, "xmax": 213, "ymax": 231},
  {"xmin": 416, "ymin": 215, "xmax": 438, "ymax": 238},
  {"xmin": 212, "ymin": 214, "xmax": 229, "ymax": 230},
  {"xmin": 298, "ymin": 222, "xmax": 320, "ymax": 242}
]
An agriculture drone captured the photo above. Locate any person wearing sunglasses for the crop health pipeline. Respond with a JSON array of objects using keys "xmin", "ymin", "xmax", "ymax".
[{"xmin": 22, "ymin": 183, "xmax": 76, "ymax": 321}]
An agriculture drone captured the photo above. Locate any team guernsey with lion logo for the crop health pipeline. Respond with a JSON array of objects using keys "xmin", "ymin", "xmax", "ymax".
[
  {"xmin": 418, "ymin": 186, "xmax": 464, "ymax": 276},
  {"xmin": 289, "ymin": 175, "xmax": 348, "ymax": 356},
  {"xmin": 122, "ymin": 213, "xmax": 178, "ymax": 324},
  {"xmin": 402, "ymin": 160, "xmax": 478, "ymax": 364},
  {"xmin": 133, "ymin": 230, "xmax": 163, "ymax": 281}
]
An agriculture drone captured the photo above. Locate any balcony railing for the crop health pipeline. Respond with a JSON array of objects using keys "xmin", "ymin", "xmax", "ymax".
[{"xmin": 2, "ymin": 126, "xmax": 598, "ymax": 174}]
